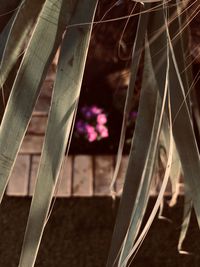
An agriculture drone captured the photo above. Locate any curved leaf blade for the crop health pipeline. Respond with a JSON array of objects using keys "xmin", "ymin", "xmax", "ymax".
[
  {"xmin": 0, "ymin": 0, "xmax": 76, "ymax": 203},
  {"xmin": 0, "ymin": 0, "xmax": 45, "ymax": 87},
  {"xmin": 18, "ymin": 1, "xmax": 98, "ymax": 266}
]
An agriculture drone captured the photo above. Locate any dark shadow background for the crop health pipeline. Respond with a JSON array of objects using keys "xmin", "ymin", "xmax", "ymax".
[{"xmin": 0, "ymin": 196, "xmax": 200, "ymax": 267}]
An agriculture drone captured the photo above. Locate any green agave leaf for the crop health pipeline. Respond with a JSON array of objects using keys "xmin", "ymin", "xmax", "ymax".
[
  {"xmin": 167, "ymin": 1, "xmax": 196, "ymax": 251},
  {"xmin": 146, "ymin": 2, "xmax": 200, "ymax": 255},
  {"xmin": 107, "ymin": 6, "xmax": 171, "ymax": 266},
  {"xmin": 18, "ymin": 1, "xmax": 98, "ymax": 266},
  {"xmin": 167, "ymin": 142, "xmax": 181, "ymax": 207},
  {"xmin": 178, "ymin": 186, "xmax": 192, "ymax": 253},
  {"xmin": 122, "ymin": 91, "xmax": 174, "ymax": 266},
  {"xmin": 159, "ymin": 117, "xmax": 181, "ymax": 208},
  {"xmin": 0, "ymin": 0, "xmax": 76, "ymax": 203},
  {"xmin": 118, "ymin": 37, "xmax": 168, "ymax": 266},
  {"xmin": 0, "ymin": 12, "xmax": 16, "ymax": 60},
  {"xmin": 167, "ymin": 1, "xmax": 192, "ymax": 116},
  {"xmin": 110, "ymin": 5, "xmax": 149, "ymax": 195},
  {"xmin": 0, "ymin": 14, "xmax": 17, "ymax": 120},
  {"xmin": 155, "ymin": 2, "xmax": 200, "ymax": 241},
  {"xmin": 175, "ymin": 0, "xmax": 200, "ymax": 149},
  {"xmin": 116, "ymin": 4, "xmax": 193, "ymax": 265},
  {"xmin": 0, "ymin": 0, "xmax": 45, "ymax": 88},
  {"xmin": 192, "ymin": 92, "xmax": 200, "ymax": 137}
]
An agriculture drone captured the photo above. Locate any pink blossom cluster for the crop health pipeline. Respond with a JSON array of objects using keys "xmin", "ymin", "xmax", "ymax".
[{"xmin": 75, "ymin": 106, "xmax": 109, "ymax": 142}]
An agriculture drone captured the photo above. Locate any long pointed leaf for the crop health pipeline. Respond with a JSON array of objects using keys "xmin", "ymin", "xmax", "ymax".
[
  {"xmin": 122, "ymin": 91, "xmax": 174, "ymax": 265},
  {"xmin": 0, "ymin": 0, "xmax": 76, "ymax": 203},
  {"xmin": 152, "ymin": 1, "xmax": 200, "ymax": 239},
  {"xmin": 159, "ymin": 117, "xmax": 181, "ymax": 207},
  {"xmin": 107, "ymin": 7, "xmax": 170, "ymax": 266},
  {"xmin": 178, "ymin": 186, "xmax": 192, "ymax": 253},
  {"xmin": 0, "ymin": 13, "xmax": 16, "ymax": 61},
  {"xmin": 0, "ymin": 0, "xmax": 45, "ymax": 87},
  {"xmin": 118, "ymin": 36, "xmax": 168, "ymax": 266},
  {"xmin": 110, "ymin": 5, "xmax": 149, "ymax": 194},
  {"xmin": 18, "ymin": 1, "xmax": 98, "ymax": 266}
]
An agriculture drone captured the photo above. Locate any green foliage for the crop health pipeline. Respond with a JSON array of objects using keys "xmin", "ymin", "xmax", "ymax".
[{"xmin": 0, "ymin": 0, "xmax": 199, "ymax": 266}]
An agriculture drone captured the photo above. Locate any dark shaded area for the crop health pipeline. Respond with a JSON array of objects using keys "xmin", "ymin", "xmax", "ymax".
[
  {"xmin": 69, "ymin": 0, "xmax": 200, "ymax": 155},
  {"xmin": 0, "ymin": 0, "xmax": 22, "ymax": 32},
  {"xmin": 0, "ymin": 196, "xmax": 200, "ymax": 266},
  {"xmin": 0, "ymin": 1, "xmax": 199, "ymax": 154},
  {"xmin": 69, "ymin": 0, "xmax": 140, "ymax": 155}
]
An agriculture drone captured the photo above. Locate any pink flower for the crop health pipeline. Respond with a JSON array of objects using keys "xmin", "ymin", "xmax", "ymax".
[
  {"xmin": 130, "ymin": 111, "xmax": 137, "ymax": 118},
  {"xmin": 96, "ymin": 124, "xmax": 109, "ymax": 139},
  {"xmin": 96, "ymin": 124, "xmax": 106, "ymax": 132},
  {"xmin": 91, "ymin": 106, "xmax": 102, "ymax": 115},
  {"xmin": 97, "ymin": 114, "xmax": 107, "ymax": 124},
  {"xmin": 85, "ymin": 124, "xmax": 95, "ymax": 134},
  {"xmin": 87, "ymin": 131, "xmax": 97, "ymax": 142},
  {"xmin": 76, "ymin": 120, "xmax": 86, "ymax": 133},
  {"xmin": 100, "ymin": 129, "xmax": 109, "ymax": 138}
]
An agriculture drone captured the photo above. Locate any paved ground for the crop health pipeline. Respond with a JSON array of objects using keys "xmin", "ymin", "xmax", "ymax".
[{"xmin": 0, "ymin": 196, "xmax": 200, "ymax": 267}]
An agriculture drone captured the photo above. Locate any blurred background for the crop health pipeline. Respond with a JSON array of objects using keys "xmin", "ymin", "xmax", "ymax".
[{"xmin": 0, "ymin": 0, "xmax": 200, "ymax": 266}]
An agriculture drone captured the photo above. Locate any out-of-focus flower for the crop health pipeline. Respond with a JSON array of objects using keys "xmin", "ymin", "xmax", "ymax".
[
  {"xmin": 100, "ymin": 129, "xmax": 109, "ymax": 138},
  {"xmin": 87, "ymin": 131, "xmax": 98, "ymax": 142},
  {"xmin": 96, "ymin": 124, "xmax": 106, "ymax": 133},
  {"xmin": 81, "ymin": 107, "xmax": 93, "ymax": 119},
  {"xmin": 76, "ymin": 120, "xmax": 86, "ymax": 134},
  {"xmin": 101, "ymin": 129, "xmax": 109, "ymax": 138},
  {"xmin": 85, "ymin": 124, "xmax": 95, "ymax": 134},
  {"xmin": 91, "ymin": 106, "xmax": 102, "ymax": 115},
  {"xmin": 80, "ymin": 106, "xmax": 88, "ymax": 114},
  {"xmin": 130, "ymin": 111, "xmax": 137, "ymax": 119},
  {"xmin": 96, "ymin": 124, "xmax": 109, "ymax": 138},
  {"xmin": 75, "ymin": 105, "xmax": 109, "ymax": 142},
  {"xmin": 97, "ymin": 114, "xmax": 107, "ymax": 124}
]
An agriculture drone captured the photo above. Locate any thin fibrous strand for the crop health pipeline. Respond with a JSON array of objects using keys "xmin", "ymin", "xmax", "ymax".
[
  {"xmin": 173, "ymin": 69, "xmax": 200, "ymax": 125},
  {"xmin": 109, "ymin": 7, "xmax": 146, "ymax": 197},
  {"xmin": 39, "ymin": 0, "xmax": 195, "ymax": 34},
  {"xmin": 40, "ymin": 0, "xmax": 172, "ymax": 27},
  {"xmin": 182, "ymin": 53, "xmax": 200, "ymax": 74},
  {"xmin": 167, "ymin": 0, "xmax": 199, "ymax": 47},
  {"xmin": 144, "ymin": 0, "xmax": 197, "ymax": 64},
  {"xmin": 172, "ymin": 2, "xmax": 199, "ymax": 42},
  {"xmin": 64, "ymin": 0, "xmax": 173, "ymax": 29},
  {"xmin": 1, "ymin": 0, "xmax": 194, "ymax": 94},
  {"xmin": 94, "ymin": 0, "xmax": 122, "ymax": 30},
  {"xmin": 117, "ymin": 3, "xmax": 137, "ymax": 60},
  {"xmin": 163, "ymin": 1, "xmax": 192, "ymax": 126},
  {"xmin": 172, "ymin": 1, "xmax": 197, "ymax": 40},
  {"xmin": 0, "ymin": 1, "xmax": 25, "ymax": 17},
  {"xmin": 113, "ymin": 0, "xmax": 196, "ymax": 84}
]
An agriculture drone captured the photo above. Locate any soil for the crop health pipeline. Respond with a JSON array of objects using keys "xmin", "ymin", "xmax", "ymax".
[{"xmin": 0, "ymin": 196, "xmax": 200, "ymax": 267}]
